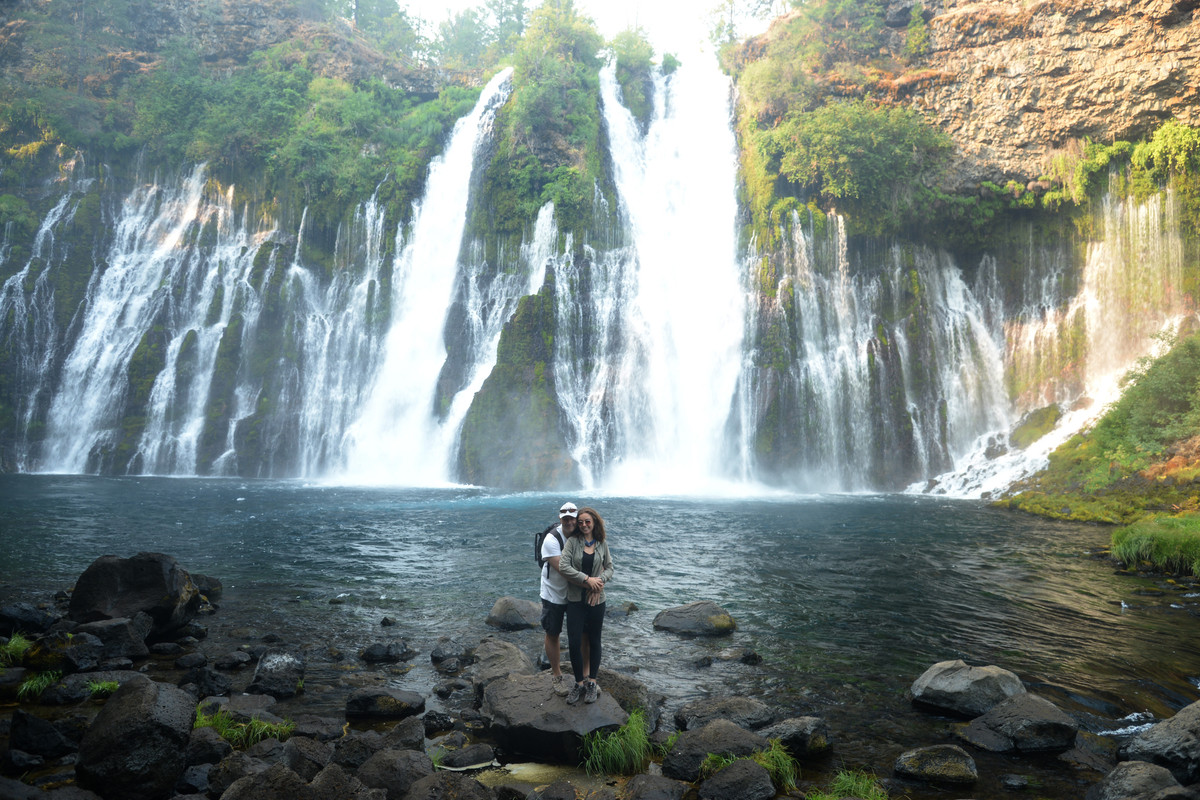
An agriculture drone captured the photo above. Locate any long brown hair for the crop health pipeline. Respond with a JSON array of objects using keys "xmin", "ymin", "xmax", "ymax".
[{"xmin": 577, "ymin": 507, "xmax": 606, "ymax": 543}]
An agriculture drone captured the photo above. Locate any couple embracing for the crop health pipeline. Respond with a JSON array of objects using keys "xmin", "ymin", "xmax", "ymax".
[{"xmin": 539, "ymin": 502, "xmax": 614, "ymax": 705}]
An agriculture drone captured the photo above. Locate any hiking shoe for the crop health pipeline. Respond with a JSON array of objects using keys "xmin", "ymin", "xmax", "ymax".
[
  {"xmin": 566, "ymin": 682, "xmax": 584, "ymax": 705},
  {"xmin": 552, "ymin": 674, "xmax": 569, "ymax": 697},
  {"xmin": 584, "ymin": 680, "xmax": 600, "ymax": 704}
]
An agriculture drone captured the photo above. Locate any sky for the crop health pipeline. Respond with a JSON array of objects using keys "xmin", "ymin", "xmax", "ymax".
[{"xmin": 403, "ymin": 0, "xmax": 727, "ymax": 58}]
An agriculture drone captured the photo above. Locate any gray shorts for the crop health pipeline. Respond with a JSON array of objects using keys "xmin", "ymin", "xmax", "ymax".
[{"xmin": 541, "ymin": 598, "xmax": 566, "ymax": 636}]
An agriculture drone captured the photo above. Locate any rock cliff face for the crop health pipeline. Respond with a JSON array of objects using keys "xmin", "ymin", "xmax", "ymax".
[{"xmin": 899, "ymin": 0, "xmax": 1200, "ymax": 187}]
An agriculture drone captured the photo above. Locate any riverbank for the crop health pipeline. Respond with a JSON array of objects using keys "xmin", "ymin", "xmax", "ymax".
[{"xmin": 3, "ymin": 552, "xmax": 1199, "ymax": 799}]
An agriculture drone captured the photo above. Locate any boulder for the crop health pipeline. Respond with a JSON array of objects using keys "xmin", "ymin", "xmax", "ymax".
[
  {"xmin": 247, "ymin": 649, "xmax": 304, "ymax": 699},
  {"xmin": 652, "ymin": 601, "xmax": 736, "ymax": 637},
  {"xmin": 345, "ymin": 687, "xmax": 426, "ymax": 720},
  {"xmin": 957, "ymin": 693, "xmax": 1079, "ymax": 753},
  {"xmin": 0, "ymin": 601, "xmax": 59, "ymax": 635},
  {"xmin": 10, "ymin": 709, "xmax": 78, "ymax": 758},
  {"xmin": 441, "ymin": 743, "xmax": 496, "ymax": 769},
  {"xmin": 186, "ymin": 726, "xmax": 233, "ymax": 766},
  {"xmin": 661, "ymin": 719, "xmax": 769, "ymax": 782},
  {"xmin": 68, "ymin": 552, "xmax": 200, "ymax": 635},
  {"xmin": 25, "ymin": 631, "xmax": 103, "ymax": 674},
  {"xmin": 485, "ymin": 596, "xmax": 541, "ymax": 631},
  {"xmin": 894, "ymin": 744, "xmax": 978, "ymax": 786},
  {"xmin": 480, "ymin": 671, "xmax": 628, "ymax": 763},
  {"xmin": 0, "ymin": 666, "xmax": 27, "ymax": 701},
  {"xmin": 310, "ymin": 762, "xmax": 386, "ymax": 800},
  {"xmin": 623, "ymin": 773, "xmax": 688, "ymax": 800},
  {"xmin": 360, "ymin": 640, "xmax": 413, "ymax": 663},
  {"xmin": 1085, "ymin": 760, "xmax": 1182, "ymax": 800},
  {"xmin": 467, "ymin": 637, "xmax": 536, "ymax": 699},
  {"xmin": 40, "ymin": 670, "xmax": 144, "ymax": 706},
  {"xmin": 219, "ymin": 761, "xmax": 308, "ymax": 800},
  {"xmin": 406, "ymin": 772, "xmax": 496, "ymax": 800},
  {"xmin": 280, "ymin": 735, "xmax": 332, "ymax": 781},
  {"xmin": 595, "ymin": 667, "xmax": 664, "ymax": 731},
  {"xmin": 180, "ymin": 665, "xmax": 234, "ymax": 699},
  {"xmin": 758, "ymin": 716, "xmax": 833, "ymax": 758},
  {"xmin": 74, "ymin": 614, "xmax": 154, "ymax": 660},
  {"xmin": 698, "ymin": 758, "xmax": 775, "ymax": 800},
  {"xmin": 332, "ymin": 730, "xmax": 387, "ymax": 769},
  {"xmin": 75, "ymin": 676, "xmax": 196, "ymax": 800},
  {"xmin": 1120, "ymin": 699, "xmax": 1200, "ymax": 785},
  {"xmin": 207, "ymin": 751, "xmax": 271, "ymax": 798},
  {"xmin": 357, "ymin": 748, "xmax": 435, "ymax": 797},
  {"xmin": 674, "ymin": 696, "xmax": 773, "ymax": 731},
  {"xmin": 910, "ymin": 659, "xmax": 1026, "ymax": 717}
]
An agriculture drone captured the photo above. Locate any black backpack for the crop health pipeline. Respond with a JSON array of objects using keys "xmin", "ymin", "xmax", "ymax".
[{"xmin": 535, "ymin": 524, "xmax": 564, "ymax": 569}]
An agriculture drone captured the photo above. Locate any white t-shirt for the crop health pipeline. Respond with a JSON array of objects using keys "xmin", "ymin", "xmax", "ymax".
[{"xmin": 539, "ymin": 525, "xmax": 568, "ymax": 605}]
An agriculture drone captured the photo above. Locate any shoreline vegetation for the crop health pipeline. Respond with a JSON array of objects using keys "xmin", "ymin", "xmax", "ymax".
[{"xmin": 998, "ymin": 328, "xmax": 1200, "ymax": 578}]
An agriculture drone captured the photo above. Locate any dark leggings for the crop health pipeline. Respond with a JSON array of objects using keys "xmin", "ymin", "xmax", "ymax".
[{"xmin": 566, "ymin": 599, "xmax": 605, "ymax": 683}]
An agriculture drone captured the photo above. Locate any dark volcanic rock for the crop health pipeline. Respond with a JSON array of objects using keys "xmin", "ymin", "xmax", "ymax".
[
  {"xmin": 481, "ymin": 672, "xmax": 628, "ymax": 763},
  {"xmin": 0, "ymin": 601, "xmax": 59, "ymax": 635},
  {"xmin": 698, "ymin": 758, "xmax": 774, "ymax": 800},
  {"xmin": 759, "ymin": 716, "xmax": 833, "ymax": 758},
  {"xmin": 652, "ymin": 601, "xmax": 736, "ymax": 637},
  {"xmin": 1119, "ymin": 698, "xmax": 1200, "ymax": 785},
  {"xmin": 406, "ymin": 772, "xmax": 495, "ymax": 800},
  {"xmin": 661, "ymin": 719, "xmax": 769, "ymax": 782},
  {"xmin": 247, "ymin": 649, "xmax": 304, "ymax": 698},
  {"xmin": 467, "ymin": 637, "xmax": 536, "ymax": 699},
  {"xmin": 10, "ymin": 709, "xmax": 77, "ymax": 758},
  {"xmin": 623, "ymin": 773, "xmax": 688, "ymax": 800},
  {"xmin": 910, "ymin": 659, "xmax": 1026, "ymax": 718},
  {"xmin": 357, "ymin": 748, "xmax": 435, "ymax": 797},
  {"xmin": 674, "ymin": 696, "xmax": 773, "ymax": 731},
  {"xmin": 68, "ymin": 552, "xmax": 200, "ymax": 635},
  {"xmin": 345, "ymin": 687, "xmax": 426, "ymax": 720},
  {"xmin": 485, "ymin": 596, "xmax": 541, "ymax": 631},
  {"xmin": 894, "ymin": 743, "xmax": 978, "ymax": 786},
  {"xmin": 1085, "ymin": 760, "xmax": 1182, "ymax": 800},
  {"xmin": 957, "ymin": 693, "xmax": 1079, "ymax": 753},
  {"xmin": 75, "ymin": 675, "xmax": 196, "ymax": 800}
]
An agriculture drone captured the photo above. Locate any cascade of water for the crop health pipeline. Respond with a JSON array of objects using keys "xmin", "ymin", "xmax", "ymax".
[
  {"xmin": 0, "ymin": 192, "xmax": 82, "ymax": 469},
  {"xmin": 928, "ymin": 187, "xmax": 1192, "ymax": 496},
  {"xmin": 565, "ymin": 58, "xmax": 744, "ymax": 492},
  {"xmin": 342, "ymin": 68, "xmax": 515, "ymax": 484}
]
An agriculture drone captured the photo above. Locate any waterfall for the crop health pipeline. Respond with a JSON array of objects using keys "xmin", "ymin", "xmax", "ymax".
[
  {"xmin": 558, "ymin": 58, "xmax": 745, "ymax": 492},
  {"xmin": 927, "ymin": 187, "xmax": 1192, "ymax": 496},
  {"xmin": 341, "ymin": 67, "xmax": 519, "ymax": 484}
]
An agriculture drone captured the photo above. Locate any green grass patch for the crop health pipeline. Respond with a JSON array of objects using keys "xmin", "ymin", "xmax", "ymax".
[
  {"xmin": 805, "ymin": 769, "xmax": 889, "ymax": 800},
  {"xmin": 17, "ymin": 670, "xmax": 61, "ymax": 700},
  {"xmin": 0, "ymin": 633, "xmax": 32, "ymax": 667},
  {"xmin": 86, "ymin": 680, "xmax": 120, "ymax": 699},
  {"xmin": 581, "ymin": 708, "xmax": 652, "ymax": 776},
  {"xmin": 1112, "ymin": 513, "xmax": 1200, "ymax": 576},
  {"xmin": 698, "ymin": 740, "xmax": 799, "ymax": 793},
  {"xmin": 194, "ymin": 706, "xmax": 295, "ymax": 748}
]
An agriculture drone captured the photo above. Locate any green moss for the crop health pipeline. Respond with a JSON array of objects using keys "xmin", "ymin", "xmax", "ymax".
[{"xmin": 1009, "ymin": 404, "xmax": 1062, "ymax": 450}]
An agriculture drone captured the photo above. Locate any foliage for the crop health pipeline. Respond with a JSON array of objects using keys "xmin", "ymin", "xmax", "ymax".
[
  {"xmin": 0, "ymin": 633, "xmax": 32, "ymax": 667},
  {"xmin": 1042, "ymin": 139, "xmax": 1134, "ymax": 207},
  {"xmin": 18, "ymin": 670, "xmax": 62, "ymax": 700},
  {"xmin": 87, "ymin": 680, "xmax": 120, "ymax": 699},
  {"xmin": 1112, "ymin": 514, "xmax": 1200, "ymax": 576},
  {"xmin": 805, "ymin": 769, "xmax": 889, "ymax": 800},
  {"xmin": 794, "ymin": 0, "xmax": 885, "ymax": 71},
  {"xmin": 1132, "ymin": 120, "xmax": 1200, "ymax": 186},
  {"xmin": 194, "ymin": 706, "xmax": 296, "ymax": 748},
  {"xmin": 611, "ymin": 28, "xmax": 655, "ymax": 127},
  {"xmin": 581, "ymin": 707, "xmax": 652, "ymax": 775},
  {"xmin": 905, "ymin": 5, "xmax": 930, "ymax": 59},
  {"xmin": 698, "ymin": 740, "xmax": 799, "ymax": 793}
]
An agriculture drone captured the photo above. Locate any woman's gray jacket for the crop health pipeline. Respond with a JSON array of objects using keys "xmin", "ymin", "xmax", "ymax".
[{"xmin": 558, "ymin": 536, "xmax": 614, "ymax": 604}]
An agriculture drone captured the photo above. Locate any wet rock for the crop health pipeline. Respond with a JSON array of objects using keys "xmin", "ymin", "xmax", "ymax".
[
  {"xmin": 215, "ymin": 650, "xmax": 254, "ymax": 669},
  {"xmin": 894, "ymin": 744, "xmax": 978, "ymax": 786},
  {"xmin": 652, "ymin": 601, "xmax": 737, "ymax": 637},
  {"xmin": 431, "ymin": 637, "xmax": 469, "ymax": 665},
  {"xmin": 355, "ymin": 748, "xmax": 436, "ymax": 796},
  {"xmin": 25, "ymin": 631, "xmax": 103, "ymax": 673},
  {"xmin": 661, "ymin": 719, "xmax": 769, "ymax": 782},
  {"xmin": 310, "ymin": 762, "xmax": 386, "ymax": 800},
  {"xmin": 0, "ymin": 666, "xmax": 27, "ymax": 701},
  {"xmin": 176, "ymin": 651, "xmax": 207, "ymax": 669},
  {"xmin": 345, "ymin": 687, "xmax": 426, "ymax": 720},
  {"xmin": 40, "ymin": 670, "xmax": 144, "ymax": 706},
  {"xmin": 176, "ymin": 762, "xmax": 212, "ymax": 794},
  {"xmin": 674, "ymin": 696, "xmax": 773, "ymax": 731},
  {"xmin": 537, "ymin": 779, "xmax": 578, "ymax": 800},
  {"xmin": 219, "ymin": 761, "xmax": 307, "ymax": 800},
  {"xmin": 207, "ymin": 751, "xmax": 271, "ymax": 798},
  {"xmin": 247, "ymin": 650, "xmax": 304, "ymax": 698},
  {"xmin": 1085, "ymin": 760, "xmax": 1181, "ymax": 800},
  {"xmin": 280, "ymin": 735, "xmax": 332, "ymax": 781},
  {"xmin": 698, "ymin": 758, "xmax": 774, "ymax": 800},
  {"xmin": 910, "ymin": 659, "xmax": 1026, "ymax": 717},
  {"xmin": 480, "ymin": 671, "xmax": 628, "ymax": 763},
  {"xmin": 467, "ymin": 637, "xmax": 536, "ymax": 699},
  {"xmin": 594, "ymin": 668, "xmax": 663, "ymax": 730},
  {"xmin": 486, "ymin": 596, "xmax": 541, "ymax": 631},
  {"xmin": 360, "ymin": 640, "xmax": 413, "ymax": 663},
  {"xmin": 441, "ymin": 742, "xmax": 496, "ymax": 769},
  {"xmin": 759, "ymin": 716, "xmax": 833, "ymax": 758},
  {"xmin": 957, "ymin": 693, "xmax": 1079, "ymax": 753},
  {"xmin": 424, "ymin": 710, "xmax": 457, "ymax": 736},
  {"xmin": 623, "ymin": 773, "xmax": 688, "ymax": 800},
  {"xmin": 1119, "ymin": 699, "xmax": 1200, "ymax": 784},
  {"xmin": 406, "ymin": 772, "xmax": 496, "ymax": 800},
  {"xmin": 332, "ymin": 730, "xmax": 387, "ymax": 769},
  {"xmin": 186, "ymin": 726, "xmax": 233, "ymax": 766},
  {"xmin": 0, "ymin": 775, "xmax": 49, "ymax": 799},
  {"xmin": 76, "ymin": 675, "xmax": 196, "ymax": 800},
  {"xmin": 73, "ymin": 613, "xmax": 154, "ymax": 661},
  {"xmin": 68, "ymin": 552, "xmax": 200, "ymax": 636},
  {"xmin": 10, "ymin": 709, "xmax": 77, "ymax": 758},
  {"xmin": 179, "ymin": 666, "xmax": 233, "ymax": 698},
  {"xmin": 0, "ymin": 601, "xmax": 60, "ymax": 635},
  {"xmin": 383, "ymin": 715, "xmax": 426, "ymax": 750}
]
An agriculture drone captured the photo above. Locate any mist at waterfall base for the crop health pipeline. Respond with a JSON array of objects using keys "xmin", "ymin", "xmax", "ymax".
[{"xmin": 3, "ymin": 476, "xmax": 1198, "ymax": 796}]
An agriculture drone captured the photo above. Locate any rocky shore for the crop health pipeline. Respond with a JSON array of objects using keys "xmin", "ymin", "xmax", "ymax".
[{"xmin": 1, "ymin": 553, "xmax": 1198, "ymax": 799}]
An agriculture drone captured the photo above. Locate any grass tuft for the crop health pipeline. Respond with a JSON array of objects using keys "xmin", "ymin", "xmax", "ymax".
[
  {"xmin": 87, "ymin": 680, "xmax": 120, "ymax": 699},
  {"xmin": 194, "ymin": 706, "xmax": 295, "ymax": 748},
  {"xmin": 1112, "ymin": 513, "xmax": 1200, "ymax": 576},
  {"xmin": 805, "ymin": 768, "xmax": 889, "ymax": 800},
  {"xmin": 0, "ymin": 633, "xmax": 32, "ymax": 667},
  {"xmin": 17, "ymin": 670, "xmax": 61, "ymax": 700},
  {"xmin": 698, "ymin": 740, "xmax": 799, "ymax": 793},
  {"xmin": 581, "ymin": 708, "xmax": 653, "ymax": 776}
]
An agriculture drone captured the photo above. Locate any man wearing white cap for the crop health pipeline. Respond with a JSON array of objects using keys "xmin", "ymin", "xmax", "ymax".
[{"xmin": 541, "ymin": 501, "xmax": 577, "ymax": 696}]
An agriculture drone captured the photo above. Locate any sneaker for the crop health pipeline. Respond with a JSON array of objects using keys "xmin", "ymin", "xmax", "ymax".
[
  {"xmin": 584, "ymin": 680, "xmax": 600, "ymax": 704},
  {"xmin": 566, "ymin": 682, "xmax": 584, "ymax": 705},
  {"xmin": 552, "ymin": 674, "xmax": 569, "ymax": 697}
]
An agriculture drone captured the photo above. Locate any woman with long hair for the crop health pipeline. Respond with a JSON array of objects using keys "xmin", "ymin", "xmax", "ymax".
[{"xmin": 557, "ymin": 506, "xmax": 614, "ymax": 704}]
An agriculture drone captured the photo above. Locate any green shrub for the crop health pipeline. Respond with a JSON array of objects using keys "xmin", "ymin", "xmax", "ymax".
[{"xmin": 582, "ymin": 708, "xmax": 652, "ymax": 775}]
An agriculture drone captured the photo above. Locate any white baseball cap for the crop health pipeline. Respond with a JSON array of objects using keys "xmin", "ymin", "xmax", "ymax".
[{"xmin": 559, "ymin": 502, "xmax": 578, "ymax": 518}]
